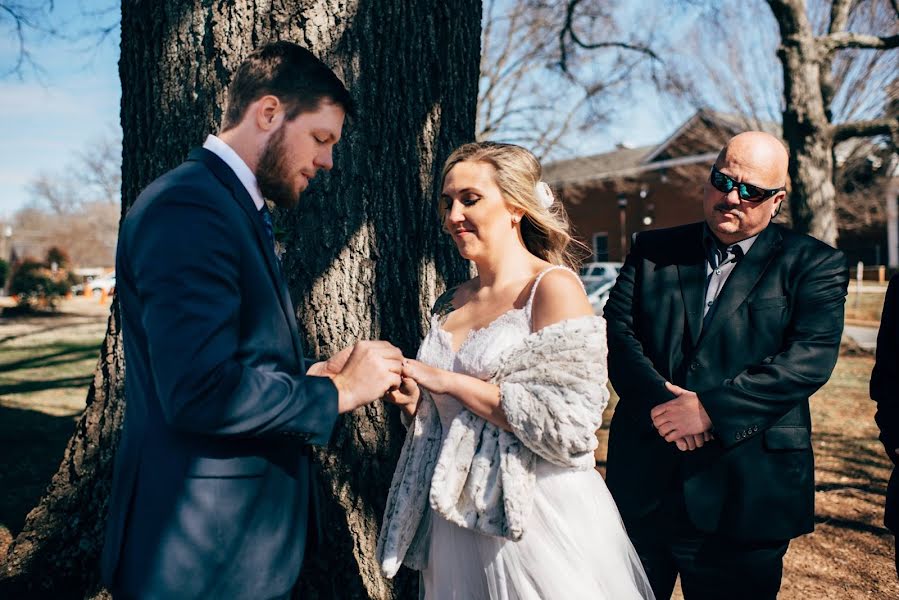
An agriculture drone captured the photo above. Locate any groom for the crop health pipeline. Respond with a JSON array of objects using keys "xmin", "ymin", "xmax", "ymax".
[
  {"xmin": 604, "ymin": 132, "xmax": 848, "ymax": 599},
  {"xmin": 101, "ymin": 42, "xmax": 403, "ymax": 598}
]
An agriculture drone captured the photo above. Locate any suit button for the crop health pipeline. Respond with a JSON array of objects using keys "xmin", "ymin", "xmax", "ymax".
[{"xmin": 689, "ymin": 362, "xmax": 700, "ymax": 371}]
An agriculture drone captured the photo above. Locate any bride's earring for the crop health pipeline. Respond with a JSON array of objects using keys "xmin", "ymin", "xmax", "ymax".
[{"xmin": 512, "ymin": 215, "xmax": 521, "ymax": 224}]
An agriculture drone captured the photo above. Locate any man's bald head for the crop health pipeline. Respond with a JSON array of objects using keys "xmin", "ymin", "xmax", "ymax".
[
  {"xmin": 703, "ymin": 131, "xmax": 789, "ymax": 244},
  {"xmin": 716, "ymin": 131, "xmax": 789, "ymax": 189}
]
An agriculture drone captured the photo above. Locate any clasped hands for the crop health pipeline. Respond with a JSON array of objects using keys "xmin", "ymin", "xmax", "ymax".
[
  {"xmin": 650, "ymin": 382, "xmax": 714, "ymax": 452},
  {"xmin": 306, "ymin": 341, "xmax": 437, "ymax": 416}
]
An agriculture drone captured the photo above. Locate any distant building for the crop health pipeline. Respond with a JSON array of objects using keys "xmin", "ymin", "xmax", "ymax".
[{"xmin": 545, "ymin": 109, "xmax": 895, "ymax": 267}]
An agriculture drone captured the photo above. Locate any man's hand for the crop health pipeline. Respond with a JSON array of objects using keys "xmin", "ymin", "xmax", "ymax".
[
  {"xmin": 673, "ymin": 432, "xmax": 714, "ymax": 451},
  {"xmin": 650, "ymin": 382, "xmax": 713, "ymax": 443},
  {"xmin": 306, "ymin": 345, "xmax": 354, "ymax": 378},
  {"xmin": 332, "ymin": 341, "xmax": 403, "ymax": 413}
]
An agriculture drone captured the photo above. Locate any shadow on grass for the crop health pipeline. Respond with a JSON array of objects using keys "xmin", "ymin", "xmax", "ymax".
[
  {"xmin": 0, "ymin": 343, "xmax": 102, "ymax": 374},
  {"xmin": 0, "ymin": 405, "xmax": 77, "ymax": 536},
  {"xmin": 0, "ymin": 317, "xmax": 106, "ymax": 345},
  {"xmin": 0, "ymin": 376, "xmax": 94, "ymax": 396},
  {"xmin": 813, "ymin": 515, "xmax": 891, "ymax": 536}
]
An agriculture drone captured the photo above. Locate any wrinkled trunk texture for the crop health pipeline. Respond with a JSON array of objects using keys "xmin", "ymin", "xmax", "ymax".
[
  {"xmin": 777, "ymin": 32, "xmax": 839, "ymax": 246},
  {"xmin": 0, "ymin": 1, "xmax": 479, "ymax": 598},
  {"xmin": 769, "ymin": 2, "xmax": 839, "ymax": 247}
]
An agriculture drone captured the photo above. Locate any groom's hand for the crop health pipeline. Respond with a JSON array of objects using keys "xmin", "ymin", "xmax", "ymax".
[
  {"xmin": 306, "ymin": 345, "xmax": 354, "ymax": 378},
  {"xmin": 332, "ymin": 341, "xmax": 403, "ymax": 413},
  {"xmin": 651, "ymin": 382, "xmax": 713, "ymax": 443}
]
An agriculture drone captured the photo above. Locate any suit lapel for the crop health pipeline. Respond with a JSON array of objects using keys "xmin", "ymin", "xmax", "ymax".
[
  {"xmin": 188, "ymin": 148, "xmax": 304, "ymax": 361},
  {"xmin": 677, "ymin": 227, "xmax": 707, "ymax": 349},
  {"xmin": 697, "ymin": 225, "xmax": 783, "ymax": 346}
]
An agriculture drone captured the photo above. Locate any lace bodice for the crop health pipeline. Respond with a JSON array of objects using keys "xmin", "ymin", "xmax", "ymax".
[{"xmin": 417, "ymin": 266, "xmax": 575, "ymax": 431}]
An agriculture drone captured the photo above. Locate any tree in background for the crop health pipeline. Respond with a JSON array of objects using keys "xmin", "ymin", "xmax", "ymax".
[
  {"xmin": 666, "ymin": 0, "xmax": 898, "ymax": 246},
  {"xmin": 0, "ymin": 1, "xmax": 476, "ymax": 598},
  {"xmin": 7, "ymin": 135, "xmax": 122, "ymax": 268},
  {"xmin": 477, "ymin": 0, "xmax": 662, "ymax": 159},
  {"xmin": 0, "ymin": 259, "xmax": 8, "ymax": 289}
]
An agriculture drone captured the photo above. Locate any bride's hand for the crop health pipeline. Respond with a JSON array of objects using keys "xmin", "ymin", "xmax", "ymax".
[
  {"xmin": 384, "ymin": 376, "xmax": 420, "ymax": 418},
  {"xmin": 402, "ymin": 358, "xmax": 449, "ymax": 394}
]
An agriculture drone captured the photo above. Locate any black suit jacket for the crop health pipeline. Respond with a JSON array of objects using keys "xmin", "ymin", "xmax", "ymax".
[
  {"xmin": 101, "ymin": 149, "xmax": 339, "ymax": 599},
  {"xmin": 604, "ymin": 222, "xmax": 848, "ymax": 542},
  {"xmin": 871, "ymin": 274, "xmax": 899, "ymax": 533}
]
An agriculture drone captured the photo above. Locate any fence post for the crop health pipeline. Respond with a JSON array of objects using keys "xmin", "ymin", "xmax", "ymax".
[{"xmin": 856, "ymin": 261, "xmax": 863, "ymax": 310}]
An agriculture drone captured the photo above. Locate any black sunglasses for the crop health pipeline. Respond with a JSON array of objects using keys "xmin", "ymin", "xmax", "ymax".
[{"xmin": 709, "ymin": 166, "xmax": 784, "ymax": 202}]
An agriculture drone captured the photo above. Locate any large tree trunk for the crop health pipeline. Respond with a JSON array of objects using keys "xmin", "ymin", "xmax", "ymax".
[
  {"xmin": 0, "ymin": 1, "xmax": 479, "ymax": 598},
  {"xmin": 769, "ymin": 1, "xmax": 839, "ymax": 247}
]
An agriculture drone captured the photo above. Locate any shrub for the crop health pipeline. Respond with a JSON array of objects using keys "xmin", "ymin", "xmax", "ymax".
[{"xmin": 9, "ymin": 259, "xmax": 71, "ymax": 309}]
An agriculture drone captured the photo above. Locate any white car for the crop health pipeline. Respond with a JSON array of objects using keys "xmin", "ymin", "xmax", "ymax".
[
  {"xmin": 583, "ymin": 277, "xmax": 616, "ymax": 314},
  {"xmin": 72, "ymin": 272, "xmax": 116, "ymax": 297},
  {"xmin": 579, "ymin": 262, "xmax": 622, "ymax": 284}
]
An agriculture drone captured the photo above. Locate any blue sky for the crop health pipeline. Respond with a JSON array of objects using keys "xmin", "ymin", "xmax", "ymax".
[
  {"xmin": 0, "ymin": 2, "xmax": 121, "ymax": 218},
  {"xmin": 0, "ymin": 2, "xmax": 687, "ymax": 219}
]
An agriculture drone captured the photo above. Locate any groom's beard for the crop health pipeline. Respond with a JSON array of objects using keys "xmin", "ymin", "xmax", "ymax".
[{"xmin": 257, "ymin": 126, "xmax": 300, "ymax": 209}]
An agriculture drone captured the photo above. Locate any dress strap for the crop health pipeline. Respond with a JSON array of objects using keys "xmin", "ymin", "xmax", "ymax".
[{"xmin": 525, "ymin": 265, "xmax": 582, "ymax": 315}]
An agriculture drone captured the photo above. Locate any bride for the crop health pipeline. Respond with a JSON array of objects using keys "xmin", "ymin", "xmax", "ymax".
[{"xmin": 376, "ymin": 141, "xmax": 653, "ymax": 599}]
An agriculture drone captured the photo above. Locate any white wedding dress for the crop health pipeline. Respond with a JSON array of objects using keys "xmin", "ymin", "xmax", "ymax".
[{"xmin": 417, "ymin": 267, "xmax": 654, "ymax": 599}]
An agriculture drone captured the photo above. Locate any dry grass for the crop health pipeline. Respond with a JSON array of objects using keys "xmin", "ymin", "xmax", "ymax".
[
  {"xmin": 846, "ymin": 288, "xmax": 887, "ymax": 323},
  {"xmin": 597, "ymin": 347, "xmax": 896, "ymax": 599},
  {"xmin": 1, "ymin": 298, "xmax": 895, "ymax": 597}
]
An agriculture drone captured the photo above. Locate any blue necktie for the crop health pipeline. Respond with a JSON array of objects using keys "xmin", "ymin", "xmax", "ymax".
[{"xmin": 259, "ymin": 205, "xmax": 277, "ymax": 256}]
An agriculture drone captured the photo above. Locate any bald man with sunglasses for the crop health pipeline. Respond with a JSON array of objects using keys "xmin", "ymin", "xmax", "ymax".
[{"xmin": 603, "ymin": 132, "xmax": 848, "ymax": 599}]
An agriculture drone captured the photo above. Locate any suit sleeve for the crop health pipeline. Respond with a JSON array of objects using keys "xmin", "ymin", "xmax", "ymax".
[
  {"xmin": 603, "ymin": 233, "xmax": 676, "ymax": 420},
  {"xmin": 700, "ymin": 248, "xmax": 848, "ymax": 448},
  {"xmin": 871, "ymin": 275, "xmax": 899, "ymax": 465},
  {"xmin": 126, "ymin": 188, "xmax": 338, "ymax": 444}
]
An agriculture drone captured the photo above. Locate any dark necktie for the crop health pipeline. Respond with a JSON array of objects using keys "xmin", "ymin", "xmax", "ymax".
[
  {"xmin": 702, "ymin": 242, "xmax": 743, "ymax": 330},
  {"xmin": 259, "ymin": 205, "xmax": 277, "ymax": 256}
]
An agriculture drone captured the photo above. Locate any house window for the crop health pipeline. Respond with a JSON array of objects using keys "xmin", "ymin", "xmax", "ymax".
[{"xmin": 592, "ymin": 232, "xmax": 609, "ymax": 261}]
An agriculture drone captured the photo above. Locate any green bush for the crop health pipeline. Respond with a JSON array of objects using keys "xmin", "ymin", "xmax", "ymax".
[
  {"xmin": 9, "ymin": 259, "xmax": 71, "ymax": 309},
  {"xmin": 0, "ymin": 258, "xmax": 8, "ymax": 289}
]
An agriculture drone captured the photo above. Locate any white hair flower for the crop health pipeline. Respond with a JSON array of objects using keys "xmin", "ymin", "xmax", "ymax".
[{"xmin": 535, "ymin": 181, "xmax": 554, "ymax": 209}]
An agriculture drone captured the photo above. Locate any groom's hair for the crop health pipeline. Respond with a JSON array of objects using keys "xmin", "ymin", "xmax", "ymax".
[{"xmin": 221, "ymin": 41, "xmax": 353, "ymax": 131}]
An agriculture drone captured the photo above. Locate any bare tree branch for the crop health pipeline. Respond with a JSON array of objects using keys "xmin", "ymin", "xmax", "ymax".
[
  {"xmin": 822, "ymin": 31, "xmax": 899, "ymax": 51},
  {"xmin": 831, "ymin": 117, "xmax": 899, "ymax": 143},
  {"xmin": 828, "ymin": 0, "xmax": 852, "ymax": 34},
  {"xmin": 558, "ymin": 0, "xmax": 660, "ymax": 74}
]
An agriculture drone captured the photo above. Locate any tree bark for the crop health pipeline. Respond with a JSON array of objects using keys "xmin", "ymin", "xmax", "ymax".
[
  {"xmin": 767, "ymin": 0, "xmax": 898, "ymax": 246},
  {"xmin": 0, "ymin": 1, "xmax": 478, "ymax": 598},
  {"xmin": 769, "ymin": 0, "xmax": 839, "ymax": 245}
]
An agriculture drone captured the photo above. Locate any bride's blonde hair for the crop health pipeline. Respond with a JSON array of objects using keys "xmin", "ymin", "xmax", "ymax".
[{"xmin": 440, "ymin": 141, "xmax": 586, "ymax": 268}]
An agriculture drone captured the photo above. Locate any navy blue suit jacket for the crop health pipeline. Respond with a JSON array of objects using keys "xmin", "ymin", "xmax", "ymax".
[
  {"xmin": 604, "ymin": 222, "xmax": 848, "ymax": 542},
  {"xmin": 101, "ymin": 148, "xmax": 339, "ymax": 598}
]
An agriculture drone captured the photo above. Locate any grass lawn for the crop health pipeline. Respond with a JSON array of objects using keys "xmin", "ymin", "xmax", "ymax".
[
  {"xmin": 0, "ymin": 298, "xmax": 895, "ymax": 597},
  {"xmin": 846, "ymin": 288, "xmax": 887, "ymax": 323},
  {"xmin": 0, "ymin": 300, "xmax": 108, "ymax": 550}
]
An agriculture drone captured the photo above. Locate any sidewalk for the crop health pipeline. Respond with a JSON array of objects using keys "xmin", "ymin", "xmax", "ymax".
[{"xmin": 844, "ymin": 324, "xmax": 878, "ymax": 352}]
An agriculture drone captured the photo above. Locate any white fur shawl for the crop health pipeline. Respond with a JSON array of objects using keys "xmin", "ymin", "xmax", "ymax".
[{"xmin": 376, "ymin": 315, "xmax": 609, "ymax": 578}]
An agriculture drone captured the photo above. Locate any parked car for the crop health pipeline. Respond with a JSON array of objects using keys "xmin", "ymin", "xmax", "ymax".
[
  {"xmin": 72, "ymin": 272, "xmax": 116, "ymax": 297},
  {"xmin": 584, "ymin": 277, "xmax": 616, "ymax": 314},
  {"xmin": 579, "ymin": 261, "xmax": 622, "ymax": 284}
]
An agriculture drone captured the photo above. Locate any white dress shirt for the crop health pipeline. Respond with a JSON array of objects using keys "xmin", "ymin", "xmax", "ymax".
[{"xmin": 202, "ymin": 134, "xmax": 265, "ymax": 211}]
